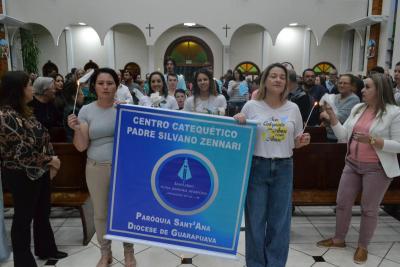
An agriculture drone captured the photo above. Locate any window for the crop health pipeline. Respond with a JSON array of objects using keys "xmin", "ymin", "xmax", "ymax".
[
  {"xmin": 313, "ymin": 62, "xmax": 337, "ymax": 75},
  {"xmin": 234, "ymin": 61, "xmax": 260, "ymax": 80}
]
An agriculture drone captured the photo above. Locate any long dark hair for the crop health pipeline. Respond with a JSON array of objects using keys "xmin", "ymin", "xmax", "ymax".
[
  {"xmin": 192, "ymin": 68, "xmax": 217, "ymax": 97},
  {"xmin": 233, "ymin": 69, "xmax": 245, "ymax": 81},
  {"xmin": 148, "ymin": 71, "xmax": 168, "ymax": 98},
  {"xmin": 191, "ymin": 69, "xmax": 218, "ymax": 110},
  {"xmin": 0, "ymin": 71, "xmax": 32, "ymax": 117}
]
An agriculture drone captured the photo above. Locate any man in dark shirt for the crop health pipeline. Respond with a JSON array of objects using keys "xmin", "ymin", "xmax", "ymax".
[
  {"xmin": 301, "ymin": 69, "xmax": 327, "ymax": 126},
  {"xmin": 287, "ymin": 70, "xmax": 311, "ymax": 124},
  {"xmin": 302, "ymin": 69, "xmax": 329, "ymax": 101}
]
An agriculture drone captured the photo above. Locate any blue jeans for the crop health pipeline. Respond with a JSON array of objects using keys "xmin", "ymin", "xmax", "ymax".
[{"xmin": 245, "ymin": 157, "xmax": 293, "ymax": 267}]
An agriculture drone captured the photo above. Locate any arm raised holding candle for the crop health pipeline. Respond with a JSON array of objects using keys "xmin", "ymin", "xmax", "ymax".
[{"xmin": 67, "ymin": 113, "xmax": 89, "ymax": 152}]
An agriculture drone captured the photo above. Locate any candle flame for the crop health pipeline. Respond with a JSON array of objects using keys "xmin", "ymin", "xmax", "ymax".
[{"xmin": 313, "ymin": 101, "xmax": 318, "ymax": 106}]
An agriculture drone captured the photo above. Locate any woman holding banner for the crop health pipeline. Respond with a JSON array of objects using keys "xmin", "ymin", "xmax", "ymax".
[
  {"xmin": 234, "ymin": 63, "xmax": 310, "ymax": 267},
  {"xmin": 67, "ymin": 68, "xmax": 135, "ymax": 267},
  {"xmin": 184, "ymin": 68, "xmax": 227, "ymax": 115},
  {"xmin": 317, "ymin": 73, "xmax": 400, "ymax": 264}
]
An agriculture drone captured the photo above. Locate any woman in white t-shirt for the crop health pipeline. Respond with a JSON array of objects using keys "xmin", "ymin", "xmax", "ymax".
[
  {"xmin": 142, "ymin": 71, "xmax": 179, "ymax": 110},
  {"xmin": 184, "ymin": 68, "xmax": 227, "ymax": 115},
  {"xmin": 234, "ymin": 63, "xmax": 310, "ymax": 267}
]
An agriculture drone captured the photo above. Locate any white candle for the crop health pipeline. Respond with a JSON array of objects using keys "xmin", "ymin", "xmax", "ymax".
[
  {"xmin": 72, "ymin": 80, "xmax": 80, "ymax": 115},
  {"xmin": 303, "ymin": 101, "xmax": 318, "ymax": 131}
]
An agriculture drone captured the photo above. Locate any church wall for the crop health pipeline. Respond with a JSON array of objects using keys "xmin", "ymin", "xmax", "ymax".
[
  {"xmin": 229, "ymin": 25, "xmax": 264, "ymax": 72},
  {"xmin": 113, "ymin": 25, "xmax": 148, "ymax": 75},
  {"xmin": 268, "ymin": 27, "xmax": 306, "ymax": 73},
  {"xmin": 6, "ymin": 0, "xmax": 368, "ymax": 47},
  {"xmin": 69, "ymin": 26, "xmax": 108, "ymax": 70},
  {"xmin": 34, "ymin": 26, "xmax": 68, "ymax": 75},
  {"xmin": 153, "ymin": 27, "xmax": 223, "ymax": 78},
  {"xmin": 310, "ymin": 26, "xmax": 344, "ymax": 72}
]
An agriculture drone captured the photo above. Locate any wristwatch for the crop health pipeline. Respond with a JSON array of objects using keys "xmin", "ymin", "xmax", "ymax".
[{"xmin": 369, "ymin": 136, "xmax": 376, "ymax": 145}]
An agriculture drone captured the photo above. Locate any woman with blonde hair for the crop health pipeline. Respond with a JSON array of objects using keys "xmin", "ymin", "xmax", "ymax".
[
  {"xmin": 234, "ymin": 63, "xmax": 310, "ymax": 267},
  {"xmin": 317, "ymin": 73, "xmax": 400, "ymax": 264}
]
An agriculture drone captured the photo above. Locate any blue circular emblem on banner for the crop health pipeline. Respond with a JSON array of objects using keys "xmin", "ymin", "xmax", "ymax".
[{"xmin": 151, "ymin": 149, "xmax": 219, "ymax": 215}]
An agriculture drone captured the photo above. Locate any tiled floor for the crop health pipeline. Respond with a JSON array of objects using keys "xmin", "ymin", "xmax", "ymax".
[{"xmin": 1, "ymin": 206, "xmax": 400, "ymax": 267}]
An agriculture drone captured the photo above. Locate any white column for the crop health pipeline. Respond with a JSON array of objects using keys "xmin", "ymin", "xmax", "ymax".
[
  {"xmin": 65, "ymin": 28, "xmax": 74, "ymax": 71},
  {"xmin": 340, "ymin": 30, "xmax": 355, "ymax": 73},
  {"xmin": 261, "ymin": 31, "xmax": 270, "ymax": 69},
  {"xmin": 222, "ymin": 45, "xmax": 230, "ymax": 73},
  {"xmin": 302, "ymin": 28, "xmax": 311, "ymax": 71},
  {"xmin": 147, "ymin": 45, "xmax": 154, "ymax": 73},
  {"xmin": 104, "ymin": 30, "xmax": 115, "ymax": 69},
  {"xmin": 352, "ymin": 31, "xmax": 362, "ymax": 75}
]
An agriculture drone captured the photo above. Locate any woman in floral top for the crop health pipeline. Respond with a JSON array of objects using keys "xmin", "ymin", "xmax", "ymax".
[{"xmin": 0, "ymin": 71, "xmax": 67, "ymax": 267}]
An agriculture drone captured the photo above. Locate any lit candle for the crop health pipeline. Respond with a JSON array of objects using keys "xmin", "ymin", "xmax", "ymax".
[
  {"xmin": 72, "ymin": 80, "xmax": 80, "ymax": 115},
  {"xmin": 303, "ymin": 101, "xmax": 318, "ymax": 131}
]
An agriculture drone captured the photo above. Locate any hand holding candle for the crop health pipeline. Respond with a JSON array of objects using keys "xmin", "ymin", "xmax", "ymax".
[
  {"xmin": 72, "ymin": 69, "xmax": 95, "ymax": 115},
  {"xmin": 296, "ymin": 132, "xmax": 311, "ymax": 148},
  {"xmin": 324, "ymin": 103, "xmax": 339, "ymax": 126}
]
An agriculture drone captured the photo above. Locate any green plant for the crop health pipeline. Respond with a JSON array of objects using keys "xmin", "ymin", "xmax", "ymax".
[{"xmin": 20, "ymin": 28, "xmax": 40, "ymax": 74}]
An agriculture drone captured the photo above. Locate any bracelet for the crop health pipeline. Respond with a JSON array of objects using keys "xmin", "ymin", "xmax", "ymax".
[{"xmin": 369, "ymin": 136, "xmax": 376, "ymax": 145}]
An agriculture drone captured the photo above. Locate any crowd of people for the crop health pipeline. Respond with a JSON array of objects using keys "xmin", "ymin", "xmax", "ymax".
[{"xmin": 0, "ymin": 58, "xmax": 399, "ymax": 267}]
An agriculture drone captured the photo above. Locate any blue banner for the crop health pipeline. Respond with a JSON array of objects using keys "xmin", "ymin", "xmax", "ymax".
[{"xmin": 105, "ymin": 105, "xmax": 256, "ymax": 258}]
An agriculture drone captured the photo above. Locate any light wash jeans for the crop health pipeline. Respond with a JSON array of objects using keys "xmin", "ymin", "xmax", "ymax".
[{"xmin": 245, "ymin": 157, "xmax": 293, "ymax": 267}]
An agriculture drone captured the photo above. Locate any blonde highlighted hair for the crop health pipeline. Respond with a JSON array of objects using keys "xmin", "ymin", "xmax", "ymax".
[
  {"xmin": 256, "ymin": 63, "xmax": 289, "ymax": 101},
  {"xmin": 354, "ymin": 73, "xmax": 396, "ymax": 118}
]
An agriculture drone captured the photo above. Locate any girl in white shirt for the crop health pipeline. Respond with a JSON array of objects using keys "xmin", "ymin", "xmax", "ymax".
[
  {"xmin": 143, "ymin": 71, "xmax": 179, "ymax": 110},
  {"xmin": 234, "ymin": 63, "xmax": 310, "ymax": 267},
  {"xmin": 184, "ymin": 68, "xmax": 226, "ymax": 115}
]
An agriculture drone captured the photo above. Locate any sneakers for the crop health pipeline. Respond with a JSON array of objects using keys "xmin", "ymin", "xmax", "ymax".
[
  {"xmin": 353, "ymin": 247, "xmax": 368, "ymax": 264},
  {"xmin": 316, "ymin": 238, "xmax": 346, "ymax": 248}
]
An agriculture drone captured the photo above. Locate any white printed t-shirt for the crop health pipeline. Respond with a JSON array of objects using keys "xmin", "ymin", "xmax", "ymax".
[
  {"xmin": 184, "ymin": 95, "xmax": 227, "ymax": 114},
  {"xmin": 241, "ymin": 100, "xmax": 303, "ymax": 158}
]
